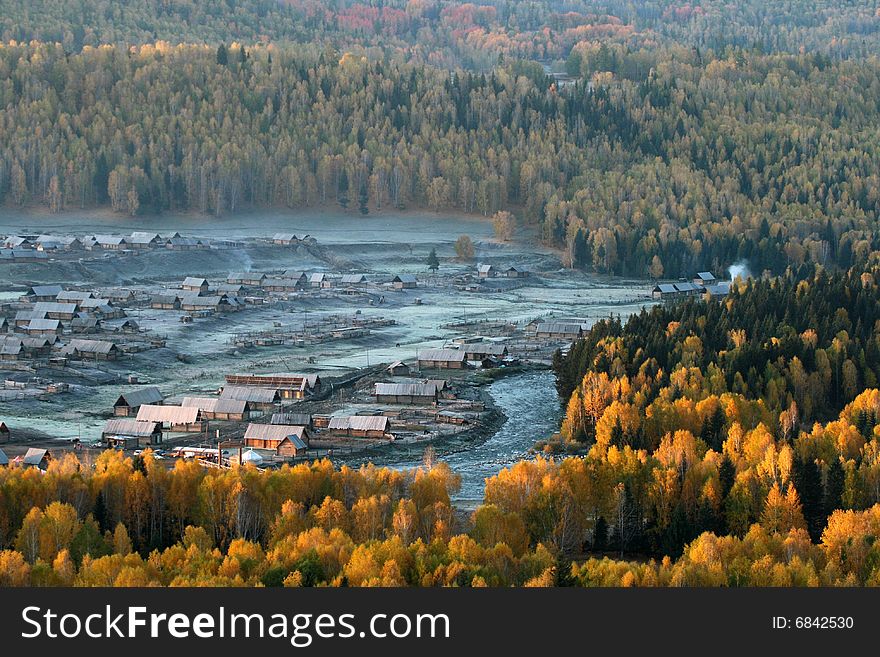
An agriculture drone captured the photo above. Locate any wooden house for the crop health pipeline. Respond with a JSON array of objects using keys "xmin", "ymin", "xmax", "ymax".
[
  {"xmin": 392, "ymin": 274, "xmax": 417, "ymax": 289},
  {"xmin": 181, "ymin": 277, "xmax": 209, "ymax": 295},
  {"xmin": 136, "ymin": 404, "xmax": 206, "ymax": 432},
  {"xmin": 103, "ymin": 418, "xmax": 163, "ymax": 447},
  {"xmin": 24, "ymin": 285, "xmax": 62, "ymax": 302},
  {"xmin": 219, "ymin": 385, "xmax": 281, "ymax": 411},
  {"xmin": 386, "ymin": 361, "xmax": 412, "ymax": 376},
  {"xmin": 478, "ymin": 264, "xmax": 496, "ymax": 278},
  {"xmin": 535, "ymin": 322, "xmax": 584, "ymax": 340},
  {"xmin": 374, "ymin": 382, "xmax": 439, "ymax": 405},
  {"xmin": 24, "ymin": 319, "xmax": 62, "ymax": 336},
  {"xmin": 181, "ymin": 397, "xmax": 250, "ymax": 421},
  {"xmin": 327, "ymin": 416, "xmax": 390, "ymax": 439},
  {"xmin": 224, "ymin": 373, "xmax": 321, "ymax": 399},
  {"xmin": 151, "ymin": 294, "xmax": 181, "ymax": 310},
  {"xmin": 418, "ymin": 348, "xmax": 467, "ymax": 369},
  {"xmin": 23, "ymin": 448, "xmax": 50, "ymax": 470},
  {"xmin": 244, "ymin": 423, "xmax": 309, "ymax": 457},
  {"xmin": 113, "ymin": 387, "xmax": 163, "ymax": 417},
  {"xmin": 272, "ymin": 233, "xmax": 299, "ymax": 246},
  {"xmin": 32, "ymin": 302, "xmax": 78, "ymax": 320},
  {"xmin": 61, "ymin": 339, "xmax": 121, "ymax": 360}
]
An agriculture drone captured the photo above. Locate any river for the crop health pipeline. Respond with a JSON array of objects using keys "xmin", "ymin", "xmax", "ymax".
[{"xmin": 396, "ymin": 370, "xmax": 563, "ymax": 506}]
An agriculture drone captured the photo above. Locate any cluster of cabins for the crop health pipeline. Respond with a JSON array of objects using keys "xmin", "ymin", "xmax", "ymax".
[
  {"xmin": 0, "ymin": 285, "xmax": 132, "ymax": 362},
  {"xmin": 150, "ymin": 277, "xmax": 246, "ymax": 315},
  {"xmin": 652, "ymin": 272, "xmax": 731, "ymax": 301},
  {"xmin": 148, "ymin": 271, "xmax": 419, "ymax": 316},
  {"xmin": 477, "ymin": 264, "xmax": 530, "ymax": 279},
  {"xmin": 227, "ymin": 271, "xmax": 417, "ymax": 291},
  {"xmin": 1, "ymin": 232, "xmax": 211, "ymax": 259}
]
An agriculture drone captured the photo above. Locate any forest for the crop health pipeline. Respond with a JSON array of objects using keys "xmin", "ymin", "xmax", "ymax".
[
  {"xmin": 2, "ymin": 40, "xmax": 880, "ymax": 276},
  {"xmin": 0, "ymin": 2, "xmax": 880, "ymax": 275}
]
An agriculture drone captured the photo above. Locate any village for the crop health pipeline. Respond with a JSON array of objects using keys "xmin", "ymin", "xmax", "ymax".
[{"xmin": 0, "ymin": 222, "xmax": 651, "ymax": 474}]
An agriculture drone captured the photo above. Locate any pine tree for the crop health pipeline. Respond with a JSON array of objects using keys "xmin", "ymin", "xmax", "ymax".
[
  {"xmin": 824, "ymin": 458, "xmax": 845, "ymax": 517},
  {"xmin": 426, "ymin": 248, "xmax": 439, "ymax": 271},
  {"xmin": 216, "ymin": 44, "xmax": 228, "ymax": 66},
  {"xmin": 792, "ymin": 457, "xmax": 824, "ymax": 541}
]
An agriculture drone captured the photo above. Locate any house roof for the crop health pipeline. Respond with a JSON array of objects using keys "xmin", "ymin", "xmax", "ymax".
[
  {"xmin": 180, "ymin": 295, "xmax": 225, "ymax": 307},
  {"xmin": 181, "ymin": 397, "xmax": 249, "ymax": 414},
  {"xmin": 23, "ymin": 448, "xmax": 48, "ymax": 466},
  {"xmin": 478, "ymin": 264, "xmax": 495, "ymax": 273},
  {"xmin": 130, "ymin": 232, "xmax": 162, "ymax": 244},
  {"xmin": 103, "ymin": 418, "xmax": 161, "ymax": 437},
  {"xmin": 56, "ymin": 290, "xmax": 94, "ymax": 301},
  {"xmin": 673, "ymin": 282, "xmax": 700, "ymax": 293},
  {"xmin": 244, "ymin": 423, "xmax": 308, "ymax": 444},
  {"xmin": 22, "ymin": 336, "xmax": 53, "ymax": 348},
  {"xmin": 704, "ymin": 283, "xmax": 731, "ymax": 296},
  {"xmin": 655, "ymin": 283, "xmax": 678, "ymax": 294},
  {"xmin": 463, "ymin": 342, "xmax": 508, "ymax": 355},
  {"xmin": 229, "ymin": 272, "xmax": 265, "ymax": 281},
  {"xmin": 15, "ymin": 310, "xmax": 46, "ymax": 321},
  {"xmin": 33, "ymin": 302, "xmax": 78, "ymax": 314},
  {"xmin": 220, "ymin": 385, "xmax": 280, "ymax": 404},
  {"xmin": 78, "ymin": 298, "xmax": 112, "ymax": 308},
  {"xmin": 273, "ymin": 233, "xmax": 298, "ymax": 241},
  {"xmin": 115, "ymin": 387, "xmax": 163, "ymax": 409},
  {"xmin": 261, "ymin": 278, "xmax": 299, "ymax": 288},
  {"xmin": 341, "ymin": 274, "xmax": 367, "ymax": 284},
  {"xmin": 27, "ymin": 285, "xmax": 62, "ymax": 297},
  {"xmin": 182, "ymin": 277, "xmax": 208, "ymax": 287},
  {"xmin": 328, "ymin": 416, "xmax": 389, "ymax": 432},
  {"xmin": 393, "ymin": 274, "xmax": 416, "ymax": 283},
  {"xmin": 696, "ymin": 272, "xmax": 716, "ymax": 281},
  {"xmin": 62, "ymin": 339, "xmax": 118, "ymax": 354},
  {"xmin": 26, "ymin": 319, "xmax": 60, "ymax": 331},
  {"xmin": 375, "ymin": 382, "xmax": 438, "ymax": 397},
  {"xmin": 282, "ymin": 270, "xmax": 306, "ymax": 280},
  {"xmin": 151, "ymin": 294, "xmax": 180, "ymax": 304},
  {"xmin": 95, "ymin": 235, "xmax": 126, "ymax": 245},
  {"xmin": 536, "ymin": 322, "xmax": 583, "ymax": 335},
  {"xmin": 418, "ymin": 348, "xmax": 466, "ymax": 362},
  {"xmin": 271, "ymin": 412, "xmax": 312, "ymax": 426},
  {"xmin": 136, "ymin": 405, "xmax": 201, "ymax": 424}
]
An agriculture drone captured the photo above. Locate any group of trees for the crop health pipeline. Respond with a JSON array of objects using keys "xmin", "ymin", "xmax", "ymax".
[
  {"xmin": 4, "ymin": 436, "xmax": 880, "ymax": 586},
  {"xmin": 2, "ymin": 35, "xmax": 880, "ymax": 274},
  {"xmin": 539, "ymin": 263, "xmax": 880, "ymax": 565},
  {"xmin": 3, "ymin": 1, "xmax": 878, "ymax": 65}
]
